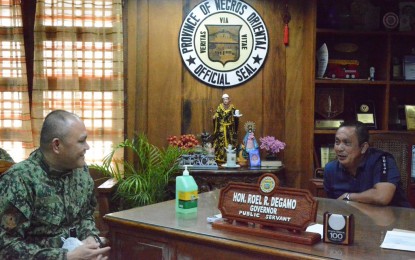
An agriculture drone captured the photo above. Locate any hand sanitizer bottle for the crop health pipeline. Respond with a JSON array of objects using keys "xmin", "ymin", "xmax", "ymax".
[{"xmin": 176, "ymin": 165, "xmax": 198, "ymax": 214}]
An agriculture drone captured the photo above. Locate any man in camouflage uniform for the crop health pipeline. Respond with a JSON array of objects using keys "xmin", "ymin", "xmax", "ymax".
[
  {"xmin": 0, "ymin": 148, "xmax": 14, "ymax": 162},
  {"xmin": 0, "ymin": 110, "xmax": 110, "ymax": 259}
]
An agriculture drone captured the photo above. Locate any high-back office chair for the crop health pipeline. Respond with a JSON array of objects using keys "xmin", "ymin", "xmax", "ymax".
[{"xmin": 369, "ymin": 132, "xmax": 413, "ymax": 194}]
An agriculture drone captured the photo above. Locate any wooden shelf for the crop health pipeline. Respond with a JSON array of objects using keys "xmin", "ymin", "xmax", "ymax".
[
  {"xmin": 309, "ymin": 0, "xmax": 415, "ymax": 204},
  {"xmin": 317, "ymin": 28, "xmax": 392, "ymax": 36},
  {"xmin": 390, "ymin": 81, "xmax": 415, "ymax": 86},
  {"xmin": 315, "ymin": 79, "xmax": 388, "ymax": 85}
]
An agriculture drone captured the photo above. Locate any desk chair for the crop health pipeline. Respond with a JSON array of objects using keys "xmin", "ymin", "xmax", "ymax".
[
  {"xmin": 369, "ymin": 132, "xmax": 415, "ymax": 208},
  {"xmin": 369, "ymin": 132, "xmax": 412, "ymax": 194},
  {"xmin": 89, "ymin": 168, "xmax": 117, "ymax": 237}
]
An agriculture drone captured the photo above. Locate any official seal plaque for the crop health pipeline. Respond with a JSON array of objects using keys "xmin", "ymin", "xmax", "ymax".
[
  {"xmin": 213, "ymin": 173, "xmax": 320, "ymax": 245},
  {"xmin": 179, "ymin": 0, "xmax": 269, "ymax": 88}
]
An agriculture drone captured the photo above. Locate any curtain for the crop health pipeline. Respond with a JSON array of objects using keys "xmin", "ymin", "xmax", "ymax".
[
  {"xmin": 0, "ymin": 0, "xmax": 34, "ymax": 162},
  {"xmin": 33, "ymin": 0, "xmax": 124, "ymax": 164}
]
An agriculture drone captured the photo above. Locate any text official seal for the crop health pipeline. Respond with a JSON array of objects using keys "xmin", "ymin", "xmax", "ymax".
[{"xmin": 179, "ymin": 0, "xmax": 269, "ymax": 88}]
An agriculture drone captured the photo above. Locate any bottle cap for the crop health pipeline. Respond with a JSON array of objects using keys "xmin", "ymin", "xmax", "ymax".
[{"xmin": 183, "ymin": 165, "xmax": 190, "ymax": 175}]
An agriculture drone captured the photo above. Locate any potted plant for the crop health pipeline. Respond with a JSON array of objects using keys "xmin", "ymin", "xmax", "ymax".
[
  {"xmin": 259, "ymin": 136, "xmax": 286, "ymax": 166},
  {"xmin": 90, "ymin": 133, "xmax": 185, "ymax": 210}
]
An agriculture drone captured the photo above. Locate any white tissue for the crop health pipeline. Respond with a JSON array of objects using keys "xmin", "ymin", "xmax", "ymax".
[{"xmin": 61, "ymin": 237, "xmax": 83, "ymax": 251}]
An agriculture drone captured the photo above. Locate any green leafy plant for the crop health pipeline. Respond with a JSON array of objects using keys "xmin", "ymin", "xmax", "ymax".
[{"xmin": 90, "ymin": 133, "xmax": 185, "ymax": 209}]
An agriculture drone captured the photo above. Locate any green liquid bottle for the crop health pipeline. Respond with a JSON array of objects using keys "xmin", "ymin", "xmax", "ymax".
[{"xmin": 176, "ymin": 165, "xmax": 198, "ymax": 214}]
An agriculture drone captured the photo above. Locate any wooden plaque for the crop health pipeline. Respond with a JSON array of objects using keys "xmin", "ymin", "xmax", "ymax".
[
  {"xmin": 356, "ymin": 100, "xmax": 377, "ymax": 129},
  {"xmin": 213, "ymin": 174, "xmax": 320, "ymax": 245},
  {"xmin": 315, "ymin": 88, "xmax": 345, "ymax": 129},
  {"xmin": 405, "ymin": 105, "xmax": 415, "ymax": 130}
]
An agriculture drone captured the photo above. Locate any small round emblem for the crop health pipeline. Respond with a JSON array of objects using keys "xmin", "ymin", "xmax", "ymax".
[
  {"xmin": 260, "ymin": 176, "xmax": 276, "ymax": 194},
  {"xmin": 383, "ymin": 12, "xmax": 399, "ymax": 30},
  {"xmin": 360, "ymin": 104, "xmax": 369, "ymax": 113}
]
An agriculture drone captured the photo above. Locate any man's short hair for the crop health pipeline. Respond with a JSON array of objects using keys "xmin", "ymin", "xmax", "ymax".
[
  {"xmin": 339, "ymin": 120, "xmax": 369, "ymax": 145},
  {"xmin": 40, "ymin": 110, "xmax": 79, "ymax": 150}
]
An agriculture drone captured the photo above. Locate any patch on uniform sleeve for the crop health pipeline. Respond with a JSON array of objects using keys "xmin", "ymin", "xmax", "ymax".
[{"xmin": 1, "ymin": 206, "xmax": 23, "ymax": 233}]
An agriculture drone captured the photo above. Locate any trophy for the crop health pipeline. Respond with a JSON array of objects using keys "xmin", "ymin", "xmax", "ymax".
[
  {"xmin": 316, "ymin": 43, "xmax": 328, "ymax": 78},
  {"xmin": 315, "ymin": 88, "xmax": 344, "ymax": 129}
]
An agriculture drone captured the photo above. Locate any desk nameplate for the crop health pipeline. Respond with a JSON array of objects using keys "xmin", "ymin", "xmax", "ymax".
[{"xmin": 213, "ymin": 174, "xmax": 320, "ymax": 245}]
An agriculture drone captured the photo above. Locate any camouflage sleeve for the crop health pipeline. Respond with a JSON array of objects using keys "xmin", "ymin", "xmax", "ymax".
[{"xmin": 0, "ymin": 176, "xmax": 66, "ymax": 260}]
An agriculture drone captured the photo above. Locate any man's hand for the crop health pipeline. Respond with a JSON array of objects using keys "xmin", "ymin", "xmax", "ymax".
[
  {"xmin": 67, "ymin": 242, "xmax": 110, "ymax": 260},
  {"xmin": 82, "ymin": 236, "xmax": 97, "ymax": 245}
]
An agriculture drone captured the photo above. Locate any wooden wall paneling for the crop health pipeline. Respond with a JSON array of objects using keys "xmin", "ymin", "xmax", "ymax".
[
  {"xmin": 283, "ymin": 0, "xmax": 307, "ymax": 188},
  {"xmin": 126, "ymin": 0, "xmax": 150, "ymax": 162},
  {"xmin": 147, "ymin": 0, "xmax": 183, "ymax": 147},
  {"xmin": 231, "ymin": 1, "xmax": 264, "ymax": 146},
  {"xmin": 260, "ymin": 0, "xmax": 286, "ymax": 167},
  {"xmin": 181, "ymin": 0, "xmax": 214, "ymax": 137},
  {"xmin": 134, "ymin": 0, "xmax": 150, "ymax": 136},
  {"xmin": 299, "ymin": 0, "xmax": 316, "ymax": 189},
  {"xmin": 260, "ymin": 0, "xmax": 286, "ymax": 136}
]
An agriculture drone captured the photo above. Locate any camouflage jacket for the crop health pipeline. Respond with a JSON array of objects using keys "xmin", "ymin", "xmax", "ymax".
[
  {"xmin": 0, "ymin": 148, "xmax": 14, "ymax": 163},
  {"xmin": 0, "ymin": 149, "xmax": 99, "ymax": 259}
]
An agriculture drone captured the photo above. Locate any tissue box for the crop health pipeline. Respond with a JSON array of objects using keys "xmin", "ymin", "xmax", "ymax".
[{"xmin": 403, "ymin": 56, "xmax": 415, "ymax": 80}]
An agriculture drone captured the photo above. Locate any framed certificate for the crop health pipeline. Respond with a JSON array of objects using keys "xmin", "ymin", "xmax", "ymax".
[{"xmin": 405, "ymin": 105, "xmax": 415, "ymax": 130}]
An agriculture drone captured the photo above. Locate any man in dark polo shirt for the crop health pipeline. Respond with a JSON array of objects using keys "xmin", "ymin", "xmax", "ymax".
[{"xmin": 324, "ymin": 120, "xmax": 411, "ymax": 208}]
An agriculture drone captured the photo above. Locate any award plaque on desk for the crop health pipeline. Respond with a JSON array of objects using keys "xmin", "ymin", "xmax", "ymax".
[
  {"xmin": 405, "ymin": 105, "xmax": 415, "ymax": 130},
  {"xmin": 355, "ymin": 100, "xmax": 376, "ymax": 129},
  {"xmin": 315, "ymin": 88, "xmax": 344, "ymax": 129}
]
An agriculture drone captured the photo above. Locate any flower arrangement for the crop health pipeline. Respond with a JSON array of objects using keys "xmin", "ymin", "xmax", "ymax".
[
  {"xmin": 167, "ymin": 134, "xmax": 200, "ymax": 149},
  {"xmin": 259, "ymin": 136, "xmax": 286, "ymax": 154}
]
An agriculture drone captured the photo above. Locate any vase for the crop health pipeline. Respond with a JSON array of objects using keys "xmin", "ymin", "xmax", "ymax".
[
  {"xmin": 265, "ymin": 153, "xmax": 278, "ymax": 161},
  {"xmin": 262, "ymin": 153, "xmax": 282, "ymax": 167}
]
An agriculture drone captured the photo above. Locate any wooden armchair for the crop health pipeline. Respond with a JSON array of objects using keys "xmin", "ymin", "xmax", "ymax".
[
  {"xmin": 89, "ymin": 168, "xmax": 118, "ymax": 237},
  {"xmin": 369, "ymin": 132, "xmax": 415, "ymax": 206},
  {"xmin": 0, "ymin": 160, "xmax": 14, "ymax": 175}
]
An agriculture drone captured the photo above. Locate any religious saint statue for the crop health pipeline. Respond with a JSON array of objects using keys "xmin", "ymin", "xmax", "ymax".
[
  {"xmin": 212, "ymin": 93, "xmax": 240, "ymax": 162},
  {"xmin": 243, "ymin": 121, "xmax": 258, "ymax": 158}
]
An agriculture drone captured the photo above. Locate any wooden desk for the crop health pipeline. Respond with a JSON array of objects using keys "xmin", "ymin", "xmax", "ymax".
[
  {"xmin": 105, "ymin": 190, "xmax": 415, "ymax": 259},
  {"xmin": 190, "ymin": 166, "xmax": 285, "ymax": 192}
]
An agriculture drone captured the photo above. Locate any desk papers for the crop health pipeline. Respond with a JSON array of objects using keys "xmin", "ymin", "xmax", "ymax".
[
  {"xmin": 306, "ymin": 224, "xmax": 323, "ymax": 239},
  {"xmin": 380, "ymin": 229, "xmax": 415, "ymax": 252}
]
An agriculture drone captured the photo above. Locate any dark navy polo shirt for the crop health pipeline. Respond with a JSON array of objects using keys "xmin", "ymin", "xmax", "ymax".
[{"xmin": 323, "ymin": 147, "xmax": 411, "ymax": 208}]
